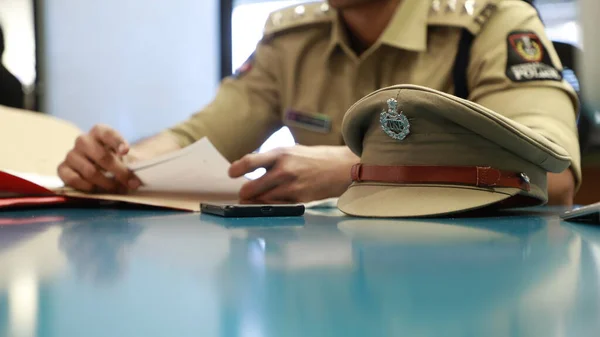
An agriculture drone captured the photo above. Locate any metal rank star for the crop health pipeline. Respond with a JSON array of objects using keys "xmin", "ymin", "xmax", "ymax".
[
  {"xmin": 430, "ymin": 0, "xmax": 476, "ymax": 16},
  {"xmin": 463, "ymin": 0, "xmax": 476, "ymax": 16},
  {"xmin": 380, "ymin": 98, "xmax": 410, "ymax": 141},
  {"xmin": 431, "ymin": 0, "xmax": 441, "ymax": 13},
  {"xmin": 446, "ymin": 0, "xmax": 457, "ymax": 12}
]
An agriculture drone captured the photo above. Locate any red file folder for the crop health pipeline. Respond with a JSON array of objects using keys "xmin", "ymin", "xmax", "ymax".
[
  {"xmin": 0, "ymin": 171, "xmax": 70, "ymax": 209},
  {"xmin": 0, "ymin": 170, "xmax": 235, "ymax": 212}
]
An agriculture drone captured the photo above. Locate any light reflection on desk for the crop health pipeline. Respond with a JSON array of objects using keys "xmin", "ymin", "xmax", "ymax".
[
  {"xmin": 8, "ymin": 269, "xmax": 38, "ymax": 337},
  {"xmin": 0, "ymin": 208, "xmax": 598, "ymax": 337},
  {"xmin": 0, "ymin": 217, "xmax": 66, "ymax": 337}
]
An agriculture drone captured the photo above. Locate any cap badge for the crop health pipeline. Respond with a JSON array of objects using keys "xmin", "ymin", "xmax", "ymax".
[{"xmin": 380, "ymin": 98, "xmax": 410, "ymax": 141}]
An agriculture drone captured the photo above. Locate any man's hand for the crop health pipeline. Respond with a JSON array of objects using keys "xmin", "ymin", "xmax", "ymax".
[
  {"xmin": 547, "ymin": 169, "xmax": 576, "ymax": 206},
  {"xmin": 228, "ymin": 145, "xmax": 359, "ymax": 203},
  {"xmin": 57, "ymin": 124, "xmax": 141, "ymax": 193}
]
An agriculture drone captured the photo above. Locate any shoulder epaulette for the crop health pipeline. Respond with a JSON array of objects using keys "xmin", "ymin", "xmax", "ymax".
[
  {"xmin": 263, "ymin": 1, "xmax": 334, "ymax": 37},
  {"xmin": 427, "ymin": 0, "xmax": 502, "ymax": 35}
]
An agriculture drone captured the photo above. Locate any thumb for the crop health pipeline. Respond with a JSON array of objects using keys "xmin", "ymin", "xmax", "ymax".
[{"xmin": 228, "ymin": 151, "xmax": 279, "ymax": 178}]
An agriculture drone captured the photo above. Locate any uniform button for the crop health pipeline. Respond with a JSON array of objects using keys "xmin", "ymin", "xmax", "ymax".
[{"xmin": 294, "ymin": 5, "xmax": 306, "ymax": 17}]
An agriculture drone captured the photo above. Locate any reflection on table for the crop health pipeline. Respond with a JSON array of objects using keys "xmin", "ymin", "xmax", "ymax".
[{"xmin": 0, "ymin": 207, "xmax": 598, "ymax": 337}]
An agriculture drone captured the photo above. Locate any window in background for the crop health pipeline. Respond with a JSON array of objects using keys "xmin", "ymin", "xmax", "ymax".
[
  {"xmin": 0, "ymin": 0, "xmax": 36, "ymax": 110},
  {"xmin": 0, "ymin": 0, "xmax": 36, "ymax": 87},
  {"xmin": 232, "ymin": 1, "xmax": 305, "ymax": 71},
  {"xmin": 536, "ymin": 0, "xmax": 581, "ymax": 92},
  {"xmin": 536, "ymin": 0, "xmax": 580, "ymax": 46},
  {"xmin": 536, "ymin": 0, "xmax": 600, "ymax": 155}
]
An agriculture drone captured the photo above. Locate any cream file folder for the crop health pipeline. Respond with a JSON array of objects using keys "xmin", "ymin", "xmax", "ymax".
[{"xmin": 0, "ymin": 105, "xmax": 239, "ymax": 211}]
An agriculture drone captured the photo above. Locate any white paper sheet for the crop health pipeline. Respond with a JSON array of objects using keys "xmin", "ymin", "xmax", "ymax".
[
  {"xmin": 127, "ymin": 139, "xmax": 339, "ymax": 208},
  {"xmin": 128, "ymin": 138, "xmax": 246, "ymax": 194}
]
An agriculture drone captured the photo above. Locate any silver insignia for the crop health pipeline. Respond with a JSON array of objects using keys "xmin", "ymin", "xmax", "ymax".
[{"xmin": 380, "ymin": 98, "xmax": 410, "ymax": 141}]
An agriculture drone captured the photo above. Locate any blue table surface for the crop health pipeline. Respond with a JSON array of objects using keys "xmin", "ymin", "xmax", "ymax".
[{"xmin": 0, "ymin": 206, "xmax": 599, "ymax": 337}]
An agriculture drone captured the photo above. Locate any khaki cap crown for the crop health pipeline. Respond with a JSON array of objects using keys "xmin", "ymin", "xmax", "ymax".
[{"xmin": 338, "ymin": 85, "xmax": 571, "ymax": 218}]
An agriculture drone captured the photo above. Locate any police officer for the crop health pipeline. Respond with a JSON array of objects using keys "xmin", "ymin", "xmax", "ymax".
[{"xmin": 57, "ymin": 0, "xmax": 581, "ymax": 206}]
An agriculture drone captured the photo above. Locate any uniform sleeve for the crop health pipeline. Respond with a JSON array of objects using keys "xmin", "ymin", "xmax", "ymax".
[
  {"xmin": 166, "ymin": 37, "xmax": 283, "ymax": 162},
  {"xmin": 466, "ymin": 2, "xmax": 582, "ymax": 188}
]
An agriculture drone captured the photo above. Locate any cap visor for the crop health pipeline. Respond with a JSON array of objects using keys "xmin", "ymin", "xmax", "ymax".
[{"xmin": 337, "ymin": 184, "xmax": 518, "ymax": 218}]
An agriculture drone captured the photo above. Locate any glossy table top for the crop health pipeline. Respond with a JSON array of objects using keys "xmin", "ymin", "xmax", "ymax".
[{"xmin": 1, "ymin": 206, "xmax": 599, "ymax": 337}]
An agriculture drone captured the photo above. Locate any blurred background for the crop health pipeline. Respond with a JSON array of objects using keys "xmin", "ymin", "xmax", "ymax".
[
  {"xmin": 0, "ymin": 0, "xmax": 597, "ymax": 202},
  {"xmin": 0, "ymin": 0, "xmax": 582, "ymax": 141}
]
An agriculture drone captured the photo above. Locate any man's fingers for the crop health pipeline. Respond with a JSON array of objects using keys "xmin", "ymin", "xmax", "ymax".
[
  {"xmin": 74, "ymin": 134, "xmax": 137, "ymax": 188},
  {"xmin": 229, "ymin": 150, "xmax": 281, "ymax": 178},
  {"xmin": 250, "ymin": 185, "xmax": 297, "ymax": 204},
  {"xmin": 238, "ymin": 168, "xmax": 293, "ymax": 200},
  {"xmin": 57, "ymin": 163, "xmax": 95, "ymax": 192},
  {"xmin": 90, "ymin": 124, "xmax": 129, "ymax": 155},
  {"xmin": 64, "ymin": 151, "xmax": 121, "ymax": 192}
]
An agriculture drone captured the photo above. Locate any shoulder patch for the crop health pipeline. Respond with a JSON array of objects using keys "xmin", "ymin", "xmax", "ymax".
[
  {"xmin": 505, "ymin": 30, "xmax": 563, "ymax": 82},
  {"xmin": 232, "ymin": 52, "xmax": 255, "ymax": 79},
  {"xmin": 428, "ymin": 0, "xmax": 501, "ymax": 35},
  {"xmin": 263, "ymin": 1, "xmax": 333, "ymax": 37}
]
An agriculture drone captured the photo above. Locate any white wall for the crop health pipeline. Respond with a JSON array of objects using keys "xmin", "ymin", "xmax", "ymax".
[{"xmin": 42, "ymin": 0, "xmax": 219, "ymax": 142}]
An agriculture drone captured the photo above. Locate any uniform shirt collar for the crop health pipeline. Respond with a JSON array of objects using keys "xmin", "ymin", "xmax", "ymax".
[
  {"xmin": 326, "ymin": 11, "xmax": 352, "ymax": 56},
  {"xmin": 379, "ymin": 0, "xmax": 430, "ymax": 52},
  {"xmin": 327, "ymin": 0, "xmax": 430, "ymax": 56}
]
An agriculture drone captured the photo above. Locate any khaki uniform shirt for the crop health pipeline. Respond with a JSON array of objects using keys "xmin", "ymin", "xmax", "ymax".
[{"xmin": 167, "ymin": 0, "xmax": 582, "ymax": 186}]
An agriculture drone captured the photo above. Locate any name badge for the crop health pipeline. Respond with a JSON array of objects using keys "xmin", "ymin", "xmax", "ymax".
[{"xmin": 284, "ymin": 109, "xmax": 332, "ymax": 133}]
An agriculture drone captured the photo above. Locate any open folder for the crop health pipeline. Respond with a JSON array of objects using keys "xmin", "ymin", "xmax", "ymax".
[{"xmin": 0, "ymin": 105, "xmax": 243, "ymax": 211}]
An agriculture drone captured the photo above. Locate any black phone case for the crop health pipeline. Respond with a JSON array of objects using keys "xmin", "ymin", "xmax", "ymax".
[
  {"xmin": 560, "ymin": 202, "xmax": 600, "ymax": 224},
  {"xmin": 200, "ymin": 203, "xmax": 305, "ymax": 218}
]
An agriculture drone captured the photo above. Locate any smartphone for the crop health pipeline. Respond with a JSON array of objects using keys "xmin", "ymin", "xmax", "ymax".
[
  {"xmin": 560, "ymin": 202, "xmax": 600, "ymax": 224},
  {"xmin": 200, "ymin": 202, "xmax": 305, "ymax": 218}
]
